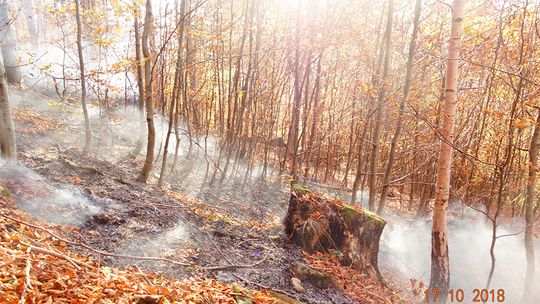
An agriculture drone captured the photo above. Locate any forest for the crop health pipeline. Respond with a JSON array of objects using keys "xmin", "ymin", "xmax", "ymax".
[{"xmin": 0, "ymin": 0, "xmax": 539, "ymax": 303}]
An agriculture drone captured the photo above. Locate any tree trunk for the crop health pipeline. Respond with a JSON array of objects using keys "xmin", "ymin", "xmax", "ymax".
[
  {"xmin": 0, "ymin": 0, "xmax": 22, "ymax": 84},
  {"xmin": 377, "ymin": 0, "xmax": 421, "ymax": 215},
  {"xmin": 351, "ymin": 120, "xmax": 370, "ymax": 204},
  {"xmin": 342, "ymin": 114, "xmax": 356, "ymax": 188},
  {"xmin": 286, "ymin": 1, "xmax": 303, "ymax": 182},
  {"xmin": 367, "ymin": 0, "xmax": 393, "ymax": 212},
  {"xmin": 521, "ymin": 108, "xmax": 540, "ymax": 303},
  {"xmin": 75, "ymin": 0, "xmax": 92, "ymax": 155},
  {"xmin": 486, "ymin": 1, "xmax": 528, "ymax": 289},
  {"xmin": 131, "ymin": 6, "xmax": 146, "ymax": 158},
  {"xmin": 304, "ymin": 52, "xmax": 323, "ymax": 178},
  {"xmin": 138, "ymin": 0, "xmax": 156, "ymax": 183},
  {"xmin": 20, "ymin": 0, "xmax": 38, "ymax": 46},
  {"xmin": 158, "ymin": 0, "xmax": 186, "ymax": 187},
  {"xmin": 0, "ymin": 54, "xmax": 15, "ymax": 160},
  {"xmin": 428, "ymin": 1, "xmax": 464, "ymax": 302}
]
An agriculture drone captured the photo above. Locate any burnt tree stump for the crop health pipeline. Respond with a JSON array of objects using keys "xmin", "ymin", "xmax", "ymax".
[{"xmin": 284, "ymin": 186, "xmax": 386, "ymax": 279}]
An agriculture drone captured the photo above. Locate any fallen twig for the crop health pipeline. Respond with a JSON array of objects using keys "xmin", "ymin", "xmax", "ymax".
[
  {"xmin": 236, "ymin": 238, "xmax": 261, "ymax": 247},
  {"xmin": 202, "ymin": 255, "xmax": 269, "ymax": 271},
  {"xmin": 2, "ymin": 211, "xmax": 272, "ymax": 273},
  {"xmin": 54, "ymin": 144, "xmax": 103, "ymax": 175},
  {"xmin": 207, "ymin": 231, "xmax": 235, "ymax": 266},
  {"xmin": 1, "ymin": 212, "xmax": 192, "ymax": 268},
  {"xmin": 60, "ymin": 157, "xmax": 104, "ymax": 175},
  {"xmin": 19, "ymin": 241, "xmax": 92, "ymax": 270},
  {"xmin": 232, "ymin": 273, "xmax": 297, "ymax": 299},
  {"xmin": 24, "ymin": 247, "xmax": 33, "ymax": 288},
  {"xmin": 77, "ymin": 241, "xmax": 194, "ymax": 267},
  {"xmin": 19, "ymin": 247, "xmax": 33, "ymax": 304}
]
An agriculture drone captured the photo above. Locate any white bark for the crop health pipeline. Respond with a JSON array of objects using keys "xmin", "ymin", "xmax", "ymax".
[
  {"xmin": 0, "ymin": 53, "xmax": 16, "ymax": 160},
  {"xmin": 0, "ymin": 0, "xmax": 22, "ymax": 84},
  {"xmin": 429, "ymin": 1, "xmax": 465, "ymax": 302}
]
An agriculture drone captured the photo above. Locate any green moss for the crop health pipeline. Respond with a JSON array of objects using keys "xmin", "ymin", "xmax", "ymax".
[
  {"xmin": 342, "ymin": 203, "xmax": 385, "ymax": 224},
  {"xmin": 292, "ymin": 261, "xmax": 327, "ymax": 280},
  {"xmin": 363, "ymin": 209, "xmax": 385, "ymax": 223},
  {"xmin": 292, "ymin": 262, "xmax": 342, "ymax": 291},
  {"xmin": 220, "ymin": 215, "xmax": 239, "ymax": 226},
  {"xmin": 292, "ymin": 183, "xmax": 312, "ymax": 194},
  {"xmin": 0, "ymin": 188, "xmax": 11, "ymax": 198},
  {"xmin": 331, "ymin": 249, "xmax": 342, "ymax": 256},
  {"xmin": 341, "ymin": 203, "xmax": 358, "ymax": 224},
  {"xmin": 268, "ymin": 291, "xmax": 305, "ymax": 304},
  {"xmin": 234, "ymin": 295, "xmax": 253, "ymax": 304}
]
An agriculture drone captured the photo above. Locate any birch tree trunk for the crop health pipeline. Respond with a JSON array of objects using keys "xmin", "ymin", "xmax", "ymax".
[
  {"xmin": 138, "ymin": 0, "xmax": 156, "ymax": 183},
  {"xmin": 75, "ymin": 0, "xmax": 92, "ymax": 155},
  {"xmin": 20, "ymin": 0, "xmax": 38, "ymax": 46},
  {"xmin": 0, "ymin": 54, "xmax": 15, "ymax": 159},
  {"xmin": 428, "ymin": 1, "xmax": 464, "ymax": 302},
  {"xmin": 0, "ymin": 0, "xmax": 22, "ymax": 84}
]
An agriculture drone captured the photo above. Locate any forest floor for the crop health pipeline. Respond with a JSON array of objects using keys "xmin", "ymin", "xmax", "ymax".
[{"xmin": 0, "ymin": 86, "xmax": 418, "ymax": 303}]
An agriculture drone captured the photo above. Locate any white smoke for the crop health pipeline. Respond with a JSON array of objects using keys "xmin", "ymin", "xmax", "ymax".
[
  {"xmin": 114, "ymin": 219, "xmax": 190, "ymax": 259},
  {"xmin": 380, "ymin": 204, "xmax": 540, "ymax": 303},
  {"xmin": 0, "ymin": 158, "xmax": 102, "ymax": 226}
]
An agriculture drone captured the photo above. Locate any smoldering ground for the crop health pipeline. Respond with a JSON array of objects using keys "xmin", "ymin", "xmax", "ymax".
[
  {"xmin": 7, "ymin": 36, "xmax": 539, "ymax": 304},
  {"xmin": 301, "ymin": 184, "xmax": 540, "ymax": 303},
  {"xmin": 8, "ymin": 85, "xmax": 540, "ymax": 302},
  {"xmin": 10, "ymin": 79, "xmax": 288, "ymax": 223},
  {"xmin": 380, "ymin": 204, "xmax": 540, "ymax": 304},
  {"xmin": 8, "ymin": 84, "xmax": 289, "ymax": 258},
  {"xmin": 0, "ymin": 158, "xmax": 102, "ymax": 226},
  {"xmin": 7, "ymin": 92, "xmax": 540, "ymax": 303},
  {"xmin": 12, "ymin": 37, "xmax": 290, "ymax": 221}
]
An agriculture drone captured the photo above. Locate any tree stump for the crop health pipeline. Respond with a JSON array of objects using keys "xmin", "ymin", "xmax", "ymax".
[{"xmin": 284, "ymin": 186, "xmax": 386, "ymax": 279}]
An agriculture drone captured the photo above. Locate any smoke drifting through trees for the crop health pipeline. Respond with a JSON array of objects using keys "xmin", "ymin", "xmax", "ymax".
[
  {"xmin": 381, "ymin": 208, "xmax": 540, "ymax": 304},
  {"xmin": 0, "ymin": 0, "xmax": 539, "ymax": 302}
]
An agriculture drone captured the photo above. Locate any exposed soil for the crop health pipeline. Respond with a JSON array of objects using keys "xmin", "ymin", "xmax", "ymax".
[{"xmin": 5, "ymin": 86, "xmax": 362, "ymax": 303}]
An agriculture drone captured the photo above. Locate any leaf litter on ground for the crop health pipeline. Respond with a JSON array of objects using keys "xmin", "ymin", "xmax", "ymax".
[{"xmin": 0, "ymin": 192, "xmax": 276, "ymax": 304}]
